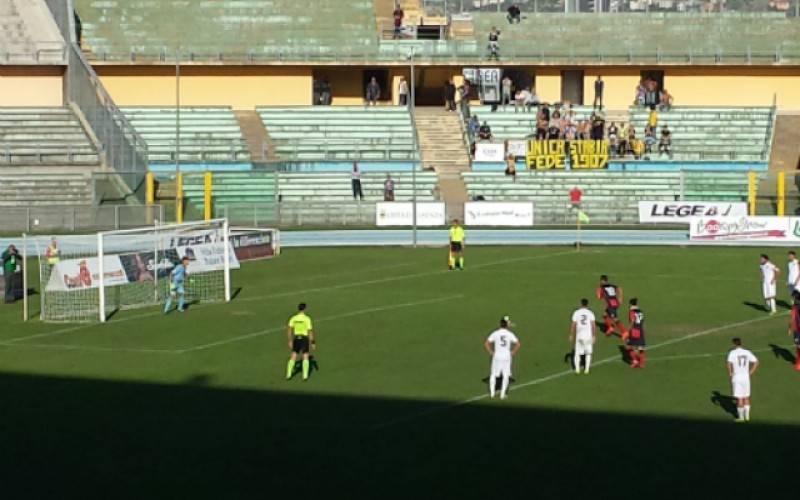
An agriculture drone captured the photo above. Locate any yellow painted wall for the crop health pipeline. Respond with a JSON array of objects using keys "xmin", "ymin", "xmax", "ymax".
[
  {"xmin": 535, "ymin": 73, "xmax": 561, "ymax": 105},
  {"xmin": 583, "ymin": 72, "xmax": 640, "ymax": 109},
  {"xmin": 664, "ymin": 68, "xmax": 800, "ymax": 108},
  {"xmin": 96, "ymin": 66, "xmax": 312, "ymax": 108},
  {"xmin": 0, "ymin": 66, "xmax": 63, "ymax": 106}
]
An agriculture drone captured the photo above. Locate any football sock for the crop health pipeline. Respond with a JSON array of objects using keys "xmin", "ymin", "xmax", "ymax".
[
  {"xmin": 286, "ymin": 359, "xmax": 295, "ymax": 379},
  {"xmin": 574, "ymin": 353, "xmax": 581, "ymax": 372},
  {"xmin": 164, "ymin": 299, "xmax": 172, "ymax": 312},
  {"xmin": 178, "ymin": 298, "xmax": 185, "ymax": 310},
  {"xmin": 795, "ymin": 347, "xmax": 800, "ymax": 363},
  {"xmin": 500, "ymin": 375, "xmax": 509, "ymax": 397},
  {"xmin": 458, "ymin": 257, "xmax": 464, "ymax": 269},
  {"xmin": 604, "ymin": 316, "xmax": 613, "ymax": 332},
  {"xmin": 448, "ymin": 253, "xmax": 455, "ymax": 268},
  {"xmin": 737, "ymin": 407, "xmax": 745, "ymax": 420},
  {"xmin": 302, "ymin": 359, "xmax": 310, "ymax": 379},
  {"xmin": 639, "ymin": 351, "xmax": 646, "ymax": 367},
  {"xmin": 744, "ymin": 405, "xmax": 751, "ymax": 420},
  {"xmin": 616, "ymin": 320, "xmax": 627, "ymax": 334},
  {"xmin": 584, "ymin": 354, "xmax": 592, "ymax": 372},
  {"xmin": 489, "ymin": 375, "xmax": 497, "ymax": 397},
  {"xmin": 769, "ymin": 299, "xmax": 776, "ymax": 312},
  {"xmin": 629, "ymin": 349, "xmax": 638, "ymax": 365}
]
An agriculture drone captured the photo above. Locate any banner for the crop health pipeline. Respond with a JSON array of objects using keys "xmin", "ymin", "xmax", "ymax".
[
  {"xmin": 230, "ymin": 230, "xmax": 277, "ymax": 261},
  {"xmin": 506, "ymin": 140, "xmax": 527, "ymax": 158},
  {"xmin": 464, "ymin": 202, "xmax": 534, "ymax": 226},
  {"xmin": 689, "ymin": 216, "xmax": 790, "ymax": 242},
  {"xmin": 639, "ymin": 202, "xmax": 748, "ymax": 224},
  {"xmin": 375, "ymin": 202, "xmax": 446, "ymax": 226},
  {"xmin": 47, "ymin": 255, "xmax": 129, "ymax": 292},
  {"xmin": 526, "ymin": 140, "xmax": 609, "ymax": 170},
  {"xmin": 474, "ymin": 142, "xmax": 505, "ymax": 162},
  {"xmin": 174, "ymin": 242, "xmax": 240, "ymax": 273}
]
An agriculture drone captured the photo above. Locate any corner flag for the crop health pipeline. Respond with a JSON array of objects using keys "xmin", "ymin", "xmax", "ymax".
[{"xmin": 578, "ymin": 210, "xmax": 590, "ymax": 224}]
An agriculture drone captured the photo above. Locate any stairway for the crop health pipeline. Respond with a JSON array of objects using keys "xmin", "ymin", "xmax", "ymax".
[
  {"xmin": 234, "ymin": 110, "xmax": 274, "ymax": 162},
  {"xmin": 413, "ymin": 107, "xmax": 471, "ymax": 219}
]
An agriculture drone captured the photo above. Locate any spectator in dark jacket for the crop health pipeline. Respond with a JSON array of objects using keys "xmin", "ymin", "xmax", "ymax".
[{"xmin": 444, "ymin": 80, "xmax": 456, "ymax": 112}]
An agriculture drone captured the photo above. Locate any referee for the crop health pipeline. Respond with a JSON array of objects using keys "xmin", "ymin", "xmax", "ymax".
[
  {"xmin": 286, "ymin": 303, "xmax": 316, "ymax": 381},
  {"xmin": 448, "ymin": 218, "xmax": 466, "ymax": 270}
]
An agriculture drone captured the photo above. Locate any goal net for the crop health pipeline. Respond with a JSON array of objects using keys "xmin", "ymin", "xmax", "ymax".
[{"xmin": 33, "ymin": 219, "xmax": 239, "ymax": 323}]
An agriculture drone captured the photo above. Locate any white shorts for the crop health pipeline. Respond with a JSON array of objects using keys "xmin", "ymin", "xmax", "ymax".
[
  {"xmin": 491, "ymin": 358, "xmax": 512, "ymax": 378},
  {"xmin": 575, "ymin": 337, "xmax": 593, "ymax": 356},
  {"xmin": 732, "ymin": 376, "xmax": 751, "ymax": 399},
  {"xmin": 763, "ymin": 282, "xmax": 776, "ymax": 299}
]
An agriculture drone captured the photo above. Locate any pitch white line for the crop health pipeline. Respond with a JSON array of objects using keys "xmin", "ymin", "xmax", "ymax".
[
  {"xmin": 2, "ymin": 250, "xmax": 575, "ymax": 346},
  {"xmin": 177, "ymin": 295, "xmax": 465, "ymax": 353},
  {"xmin": 372, "ymin": 312, "xmax": 785, "ymax": 429}
]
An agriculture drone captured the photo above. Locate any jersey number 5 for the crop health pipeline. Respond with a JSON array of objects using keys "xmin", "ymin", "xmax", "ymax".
[{"xmin": 500, "ymin": 335, "xmax": 507, "ymax": 347}]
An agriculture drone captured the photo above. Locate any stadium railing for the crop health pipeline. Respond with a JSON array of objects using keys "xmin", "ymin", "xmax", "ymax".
[
  {"xmin": 0, "ymin": 40, "xmax": 67, "ymax": 63},
  {"xmin": 0, "ymin": 205, "xmax": 165, "ymax": 232}
]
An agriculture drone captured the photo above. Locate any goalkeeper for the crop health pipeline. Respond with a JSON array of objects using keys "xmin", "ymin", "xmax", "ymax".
[{"xmin": 165, "ymin": 256, "xmax": 190, "ymax": 314}]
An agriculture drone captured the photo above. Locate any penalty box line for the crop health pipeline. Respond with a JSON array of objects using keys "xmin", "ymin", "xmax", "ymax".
[
  {"xmin": 1, "ymin": 250, "xmax": 576, "ymax": 347},
  {"xmin": 372, "ymin": 313, "xmax": 785, "ymax": 430}
]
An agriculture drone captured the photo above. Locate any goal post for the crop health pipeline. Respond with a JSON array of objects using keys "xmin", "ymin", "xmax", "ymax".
[{"xmin": 33, "ymin": 218, "xmax": 237, "ymax": 323}]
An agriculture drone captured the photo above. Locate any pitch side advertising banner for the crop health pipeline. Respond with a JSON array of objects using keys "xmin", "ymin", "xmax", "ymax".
[
  {"xmin": 230, "ymin": 230, "xmax": 276, "ymax": 261},
  {"xmin": 506, "ymin": 140, "xmax": 527, "ymax": 158},
  {"xmin": 47, "ymin": 255, "xmax": 129, "ymax": 292},
  {"xmin": 638, "ymin": 201, "xmax": 748, "ymax": 224},
  {"xmin": 175, "ymin": 242, "xmax": 241, "ymax": 273},
  {"xmin": 474, "ymin": 142, "xmax": 506, "ymax": 162},
  {"xmin": 375, "ymin": 202, "xmax": 446, "ymax": 226},
  {"xmin": 689, "ymin": 216, "xmax": 790, "ymax": 242},
  {"xmin": 464, "ymin": 202, "xmax": 534, "ymax": 226}
]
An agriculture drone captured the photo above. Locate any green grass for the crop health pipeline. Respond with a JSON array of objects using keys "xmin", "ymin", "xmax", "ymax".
[{"xmin": 1, "ymin": 246, "xmax": 797, "ymax": 498}]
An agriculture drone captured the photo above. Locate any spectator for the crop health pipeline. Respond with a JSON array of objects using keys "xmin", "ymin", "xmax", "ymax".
[
  {"xmin": 398, "ymin": 77, "xmax": 408, "ymax": 106},
  {"xmin": 501, "ymin": 75, "xmax": 513, "ymax": 109},
  {"xmin": 619, "ymin": 122, "xmax": 629, "ymax": 155},
  {"xmin": 659, "ymin": 89, "xmax": 673, "ymax": 111},
  {"xmin": 591, "ymin": 112, "xmax": 605, "ymax": 141},
  {"xmin": 536, "ymin": 111, "xmax": 548, "ymax": 140},
  {"xmin": 478, "ymin": 121, "xmax": 493, "ymax": 142},
  {"xmin": 659, "ymin": 125, "xmax": 672, "ymax": 158},
  {"xmin": 569, "ymin": 187, "xmax": 582, "ymax": 211},
  {"xmin": 648, "ymin": 104, "xmax": 658, "ymax": 131},
  {"xmin": 431, "ymin": 185, "xmax": 442, "ymax": 201},
  {"xmin": 593, "ymin": 76, "xmax": 604, "ymax": 110},
  {"xmin": 548, "ymin": 112, "xmax": 561, "ymax": 139},
  {"xmin": 321, "ymin": 79, "xmax": 332, "ymax": 105},
  {"xmin": 459, "ymin": 80, "xmax": 471, "ymax": 116},
  {"xmin": 351, "ymin": 163, "xmax": 364, "ymax": 201},
  {"xmin": 608, "ymin": 122, "xmax": 619, "ymax": 156},
  {"xmin": 468, "ymin": 114, "xmax": 480, "ymax": 138},
  {"xmin": 505, "ymin": 153, "xmax": 517, "ymax": 181},
  {"xmin": 581, "ymin": 119, "xmax": 592, "ymax": 141},
  {"xmin": 627, "ymin": 125, "xmax": 637, "ymax": 157},
  {"xmin": 312, "ymin": 78, "xmax": 322, "ymax": 105},
  {"xmin": 635, "ymin": 80, "xmax": 645, "ymax": 107},
  {"xmin": 365, "ymin": 77, "xmax": 381, "ymax": 107},
  {"xmin": 393, "ymin": 4, "xmax": 404, "ymax": 39},
  {"xmin": 384, "ymin": 174, "xmax": 395, "ymax": 201},
  {"xmin": 2, "ymin": 244, "xmax": 19, "ymax": 304},
  {"xmin": 526, "ymin": 88, "xmax": 541, "ymax": 112},
  {"xmin": 444, "ymin": 79, "xmax": 457, "ymax": 112},
  {"xmin": 644, "ymin": 79, "xmax": 659, "ymax": 108},
  {"xmin": 487, "ymin": 27, "xmax": 500, "ymax": 60},
  {"xmin": 469, "ymin": 140, "xmax": 477, "ymax": 160},
  {"xmin": 507, "ymin": 3, "xmax": 521, "ymax": 23},
  {"xmin": 514, "ymin": 88, "xmax": 527, "ymax": 113},
  {"xmin": 643, "ymin": 126, "xmax": 657, "ymax": 156},
  {"xmin": 540, "ymin": 104, "xmax": 550, "ymax": 123}
]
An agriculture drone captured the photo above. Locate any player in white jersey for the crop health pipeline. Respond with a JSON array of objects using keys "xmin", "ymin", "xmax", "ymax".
[
  {"xmin": 568, "ymin": 298, "xmax": 597, "ymax": 374},
  {"xmin": 726, "ymin": 337, "xmax": 759, "ymax": 422},
  {"xmin": 759, "ymin": 253, "xmax": 780, "ymax": 315},
  {"xmin": 485, "ymin": 316, "xmax": 521, "ymax": 400},
  {"xmin": 787, "ymin": 251, "xmax": 799, "ymax": 297}
]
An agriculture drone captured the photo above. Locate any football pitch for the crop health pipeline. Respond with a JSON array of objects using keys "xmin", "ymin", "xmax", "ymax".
[{"xmin": 1, "ymin": 245, "xmax": 797, "ymax": 498}]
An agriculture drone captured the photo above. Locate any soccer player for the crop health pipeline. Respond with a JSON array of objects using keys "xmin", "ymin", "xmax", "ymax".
[
  {"xmin": 568, "ymin": 298, "xmax": 596, "ymax": 374},
  {"xmin": 789, "ymin": 290, "xmax": 800, "ymax": 371},
  {"xmin": 448, "ymin": 218, "xmax": 465, "ymax": 270},
  {"xmin": 596, "ymin": 275, "xmax": 627, "ymax": 337},
  {"xmin": 626, "ymin": 298, "xmax": 646, "ymax": 368},
  {"xmin": 164, "ymin": 256, "xmax": 189, "ymax": 314},
  {"xmin": 787, "ymin": 251, "xmax": 799, "ymax": 298},
  {"xmin": 485, "ymin": 316, "xmax": 521, "ymax": 399},
  {"xmin": 45, "ymin": 237, "xmax": 60, "ymax": 267},
  {"xmin": 759, "ymin": 253, "xmax": 779, "ymax": 315},
  {"xmin": 286, "ymin": 302, "xmax": 316, "ymax": 381},
  {"xmin": 726, "ymin": 337, "xmax": 759, "ymax": 422}
]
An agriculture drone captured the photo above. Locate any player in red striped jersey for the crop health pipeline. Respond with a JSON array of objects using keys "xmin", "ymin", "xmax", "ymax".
[
  {"xmin": 627, "ymin": 298, "xmax": 646, "ymax": 368},
  {"xmin": 596, "ymin": 275, "xmax": 627, "ymax": 337},
  {"xmin": 789, "ymin": 290, "xmax": 800, "ymax": 371}
]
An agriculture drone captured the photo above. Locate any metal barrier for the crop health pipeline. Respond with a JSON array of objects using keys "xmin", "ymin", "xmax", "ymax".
[{"xmin": 0, "ymin": 205, "xmax": 165, "ymax": 233}]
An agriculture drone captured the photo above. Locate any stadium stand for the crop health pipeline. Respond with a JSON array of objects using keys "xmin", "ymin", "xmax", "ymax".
[
  {"xmin": 120, "ymin": 107, "xmax": 250, "ymax": 163},
  {"xmin": 0, "ymin": 171, "xmax": 92, "ymax": 207},
  {"xmin": 0, "ymin": 0, "xmax": 66, "ymax": 63},
  {"xmin": 628, "ymin": 106, "xmax": 773, "ymax": 162},
  {"xmin": 469, "ymin": 12, "xmax": 800, "ymax": 61},
  {"xmin": 257, "ymin": 106, "xmax": 418, "ymax": 161},
  {"xmin": 72, "ymin": 0, "xmax": 378, "ymax": 60},
  {"xmin": 462, "ymin": 170, "xmax": 755, "ymax": 223},
  {"xmin": 181, "ymin": 171, "xmax": 276, "ymax": 220},
  {"xmin": 275, "ymin": 171, "xmax": 438, "ymax": 201},
  {"xmin": 0, "ymin": 107, "xmax": 100, "ymax": 164}
]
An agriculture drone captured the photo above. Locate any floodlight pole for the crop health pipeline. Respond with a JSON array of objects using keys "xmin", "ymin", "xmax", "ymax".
[
  {"xmin": 410, "ymin": 47, "xmax": 418, "ymax": 248},
  {"xmin": 175, "ymin": 48, "xmax": 181, "ymax": 175}
]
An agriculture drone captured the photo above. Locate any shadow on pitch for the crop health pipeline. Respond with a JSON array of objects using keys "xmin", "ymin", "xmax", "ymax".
[
  {"xmin": 768, "ymin": 343, "xmax": 796, "ymax": 364},
  {"xmin": 617, "ymin": 345, "xmax": 631, "ymax": 365},
  {"xmin": 710, "ymin": 390, "xmax": 738, "ymax": 419},
  {"xmin": 742, "ymin": 301, "xmax": 768, "ymax": 312}
]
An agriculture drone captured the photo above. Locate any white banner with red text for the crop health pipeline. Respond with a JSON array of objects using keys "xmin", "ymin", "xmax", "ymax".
[
  {"xmin": 464, "ymin": 202, "xmax": 535, "ymax": 227},
  {"xmin": 639, "ymin": 201, "xmax": 748, "ymax": 224},
  {"xmin": 689, "ymin": 216, "xmax": 790, "ymax": 242},
  {"xmin": 473, "ymin": 142, "xmax": 506, "ymax": 162},
  {"xmin": 375, "ymin": 202, "xmax": 446, "ymax": 226}
]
